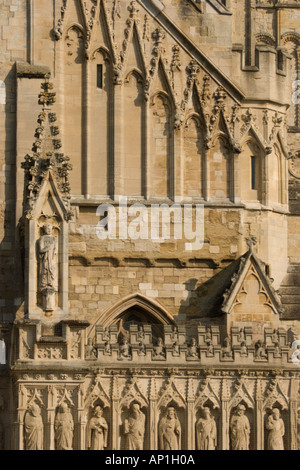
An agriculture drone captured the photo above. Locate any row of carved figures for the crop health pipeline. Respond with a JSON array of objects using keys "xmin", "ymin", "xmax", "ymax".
[
  {"xmin": 85, "ymin": 325, "xmax": 296, "ymax": 362},
  {"xmin": 22, "ymin": 401, "xmax": 288, "ymax": 451}
]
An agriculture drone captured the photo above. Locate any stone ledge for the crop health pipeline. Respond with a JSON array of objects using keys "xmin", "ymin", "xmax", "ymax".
[{"xmin": 16, "ymin": 62, "xmax": 50, "ymax": 79}]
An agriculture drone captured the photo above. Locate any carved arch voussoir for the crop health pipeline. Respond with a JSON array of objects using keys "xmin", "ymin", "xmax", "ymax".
[
  {"xmin": 88, "ymin": 292, "xmax": 175, "ymax": 337},
  {"xmin": 90, "ymin": 46, "xmax": 111, "ymax": 62},
  {"xmin": 281, "ymin": 31, "xmax": 300, "ymax": 47},
  {"xmin": 64, "ymin": 23, "xmax": 85, "ymax": 39},
  {"xmin": 124, "ymin": 68, "xmax": 145, "ymax": 85}
]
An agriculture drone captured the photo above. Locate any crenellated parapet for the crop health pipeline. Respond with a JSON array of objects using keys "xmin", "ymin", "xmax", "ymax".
[{"xmin": 14, "ymin": 320, "xmax": 299, "ymax": 367}]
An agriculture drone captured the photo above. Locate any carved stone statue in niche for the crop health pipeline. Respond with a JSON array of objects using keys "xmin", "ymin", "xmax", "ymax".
[
  {"xmin": 238, "ymin": 328, "xmax": 246, "ymax": 344},
  {"xmin": 87, "ymin": 405, "xmax": 108, "ymax": 450},
  {"xmin": 38, "ymin": 223, "xmax": 58, "ymax": 311},
  {"xmin": 158, "ymin": 406, "xmax": 181, "ymax": 450},
  {"xmin": 240, "ymin": 342, "xmax": 248, "ymax": 357},
  {"xmin": 230, "ymin": 404, "xmax": 250, "ymax": 450},
  {"xmin": 254, "ymin": 340, "xmax": 268, "ymax": 359},
  {"xmin": 137, "ymin": 326, "xmax": 145, "ymax": 342},
  {"xmin": 153, "ymin": 337, "xmax": 166, "ymax": 359},
  {"xmin": 123, "ymin": 403, "xmax": 145, "ymax": 450},
  {"xmin": 24, "ymin": 403, "xmax": 44, "ymax": 450},
  {"xmin": 119, "ymin": 337, "xmax": 131, "ymax": 359},
  {"xmin": 187, "ymin": 338, "xmax": 198, "ymax": 358},
  {"xmin": 265, "ymin": 408, "xmax": 285, "ymax": 450},
  {"xmin": 138, "ymin": 342, "xmax": 146, "ymax": 356},
  {"xmin": 172, "ymin": 341, "xmax": 180, "ymax": 356},
  {"xmin": 196, "ymin": 407, "xmax": 217, "ymax": 450},
  {"xmin": 85, "ymin": 337, "xmax": 97, "ymax": 359},
  {"xmin": 54, "ymin": 402, "xmax": 74, "ymax": 450},
  {"xmin": 222, "ymin": 336, "xmax": 233, "ymax": 358}
]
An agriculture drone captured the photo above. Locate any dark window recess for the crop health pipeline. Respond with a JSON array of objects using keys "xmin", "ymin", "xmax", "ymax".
[
  {"xmin": 97, "ymin": 64, "xmax": 103, "ymax": 89},
  {"xmin": 251, "ymin": 156, "xmax": 256, "ymax": 190}
]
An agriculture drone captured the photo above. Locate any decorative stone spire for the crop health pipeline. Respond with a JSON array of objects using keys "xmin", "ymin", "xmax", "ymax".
[{"xmin": 21, "ymin": 75, "xmax": 73, "ymax": 221}]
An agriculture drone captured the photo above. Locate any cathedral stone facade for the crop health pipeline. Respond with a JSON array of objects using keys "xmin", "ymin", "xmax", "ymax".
[{"xmin": 1, "ymin": 0, "xmax": 300, "ymax": 451}]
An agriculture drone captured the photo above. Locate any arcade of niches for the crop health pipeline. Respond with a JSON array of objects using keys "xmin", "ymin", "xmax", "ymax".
[{"xmin": 2, "ymin": 0, "xmax": 300, "ymax": 450}]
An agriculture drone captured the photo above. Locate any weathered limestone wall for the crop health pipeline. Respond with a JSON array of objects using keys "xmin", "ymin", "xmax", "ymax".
[{"xmin": 0, "ymin": 0, "xmax": 27, "ymax": 323}]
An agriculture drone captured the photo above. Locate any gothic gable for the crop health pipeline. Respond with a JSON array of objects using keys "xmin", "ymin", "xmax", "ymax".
[{"xmin": 221, "ymin": 240, "xmax": 284, "ymax": 321}]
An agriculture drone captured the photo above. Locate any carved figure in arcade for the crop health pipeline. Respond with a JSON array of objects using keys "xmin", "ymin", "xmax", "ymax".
[
  {"xmin": 24, "ymin": 403, "xmax": 44, "ymax": 451},
  {"xmin": 222, "ymin": 336, "xmax": 233, "ymax": 358},
  {"xmin": 123, "ymin": 403, "xmax": 145, "ymax": 450},
  {"xmin": 238, "ymin": 328, "xmax": 246, "ymax": 344},
  {"xmin": 230, "ymin": 404, "xmax": 250, "ymax": 450},
  {"xmin": 187, "ymin": 338, "xmax": 198, "ymax": 358},
  {"xmin": 54, "ymin": 402, "xmax": 74, "ymax": 450},
  {"xmin": 196, "ymin": 407, "xmax": 217, "ymax": 450},
  {"xmin": 87, "ymin": 405, "xmax": 108, "ymax": 450},
  {"xmin": 266, "ymin": 408, "xmax": 285, "ymax": 450},
  {"xmin": 158, "ymin": 406, "xmax": 181, "ymax": 450},
  {"xmin": 85, "ymin": 337, "xmax": 97, "ymax": 359},
  {"xmin": 38, "ymin": 223, "xmax": 58, "ymax": 311},
  {"xmin": 137, "ymin": 326, "xmax": 145, "ymax": 342},
  {"xmin": 138, "ymin": 342, "xmax": 146, "ymax": 356},
  {"xmin": 119, "ymin": 337, "xmax": 131, "ymax": 359},
  {"xmin": 172, "ymin": 341, "xmax": 180, "ymax": 356},
  {"xmin": 240, "ymin": 342, "xmax": 248, "ymax": 357},
  {"xmin": 254, "ymin": 340, "xmax": 268, "ymax": 359},
  {"xmin": 153, "ymin": 337, "xmax": 166, "ymax": 359}
]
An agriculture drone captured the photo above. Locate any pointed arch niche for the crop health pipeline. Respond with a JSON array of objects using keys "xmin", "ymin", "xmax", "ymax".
[
  {"xmin": 123, "ymin": 70, "xmax": 145, "ymax": 196},
  {"xmin": 88, "ymin": 293, "xmax": 175, "ymax": 339},
  {"xmin": 183, "ymin": 114, "xmax": 205, "ymax": 199},
  {"xmin": 63, "ymin": 25, "xmax": 85, "ymax": 195},
  {"xmin": 208, "ymin": 133, "xmax": 231, "ymax": 201},
  {"xmin": 240, "ymin": 137, "xmax": 264, "ymax": 203},
  {"xmin": 149, "ymin": 91, "xmax": 173, "ymax": 198},
  {"xmin": 89, "ymin": 47, "xmax": 113, "ymax": 196}
]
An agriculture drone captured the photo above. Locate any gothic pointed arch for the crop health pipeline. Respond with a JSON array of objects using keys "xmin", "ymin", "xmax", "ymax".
[{"xmin": 89, "ymin": 293, "xmax": 175, "ymax": 336}]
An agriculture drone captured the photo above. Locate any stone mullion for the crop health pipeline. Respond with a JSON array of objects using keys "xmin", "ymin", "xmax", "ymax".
[
  {"xmin": 263, "ymin": 150, "xmax": 270, "ymax": 207},
  {"xmin": 83, "ymin": 58, "xmax": 92, "ymax": 197},
  {"xmin": 255, "ymin": 378, "xmax": 264, "ymax": 450},
  {"xmin": 149, "ymin": 378, "xmax": 157, "ymax": 450},
  {"xmin": 186, "ymin": 400, "xmax": 195, "ymax": 450},
  {"xmin": 186, "ymin": 378, "xmax": 195, "ymax": 450},
  {"xmin": 245, "ymin": 0, "xmax": 256, "ymax": 67},
  {"xmin": 77, "ymin": 383, "xmax": 86, "ymax": 450},
  {"xmin": 174, "ymin": 126, "xmax": 183, "ymax": 201},
  {"xmin": 143, "ymin": 96, "xmax": 150, "ymax": 199},
  {"xmin": 149, "ymin": 399, "xmax": 157, "ymax": 450},
  {"xmin": 111, "ymin": 375, "xmax": 120, "ymax": 450},
  {"xmin": 46, "ymin": 409, "xmax": 55, "ymax": 450},
  {"xmin": 113, "ymin": 83, "xmax": 124, "ymax": 200},
  {"xmin": 221, "ymin": 378, "xmax": 230, "ymax": 450},
  {"xmin": 233, "ymin": 151, "xmax": 241, "ymax": 204},
  {"xmin": 255, "ymin": 399, "xmax": 264, "ymax": 450},
  {"xmin": 77, "ymin": 410, "xmax": 87, "ymax": 450},
  {"xmin": 289, "ymin": 377, "xmax": 299, "ymax": 450},
  {"xmin": 203, "ymin": 146, "xmax": 209, "ymax": 201}
]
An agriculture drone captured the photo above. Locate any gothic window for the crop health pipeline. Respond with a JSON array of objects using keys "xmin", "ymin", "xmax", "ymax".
[
  {"xmin": 123, "ymin": 71, "xmax": 145, "ymax": 197},
  {"xmin": 240, "ymin": 140, "xmax": 263, "ymax": 203},
  {"xmin": 150, "ymin": 93, "xmax": 173, "ymax": 198},
  {"xmin": 64, "ymin": 26, "xmax": 85, "ymax": 195},
  {"xmin": 90, "ymin": 49, "xmax": 113, "ymax": 196},
  {"xmin": 208, "ymin": 134, "xmax": 231, "ymax": 200},
  {"xmin": 183, "ymin": 116, "xmax": 204, "ymax": 199}
]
